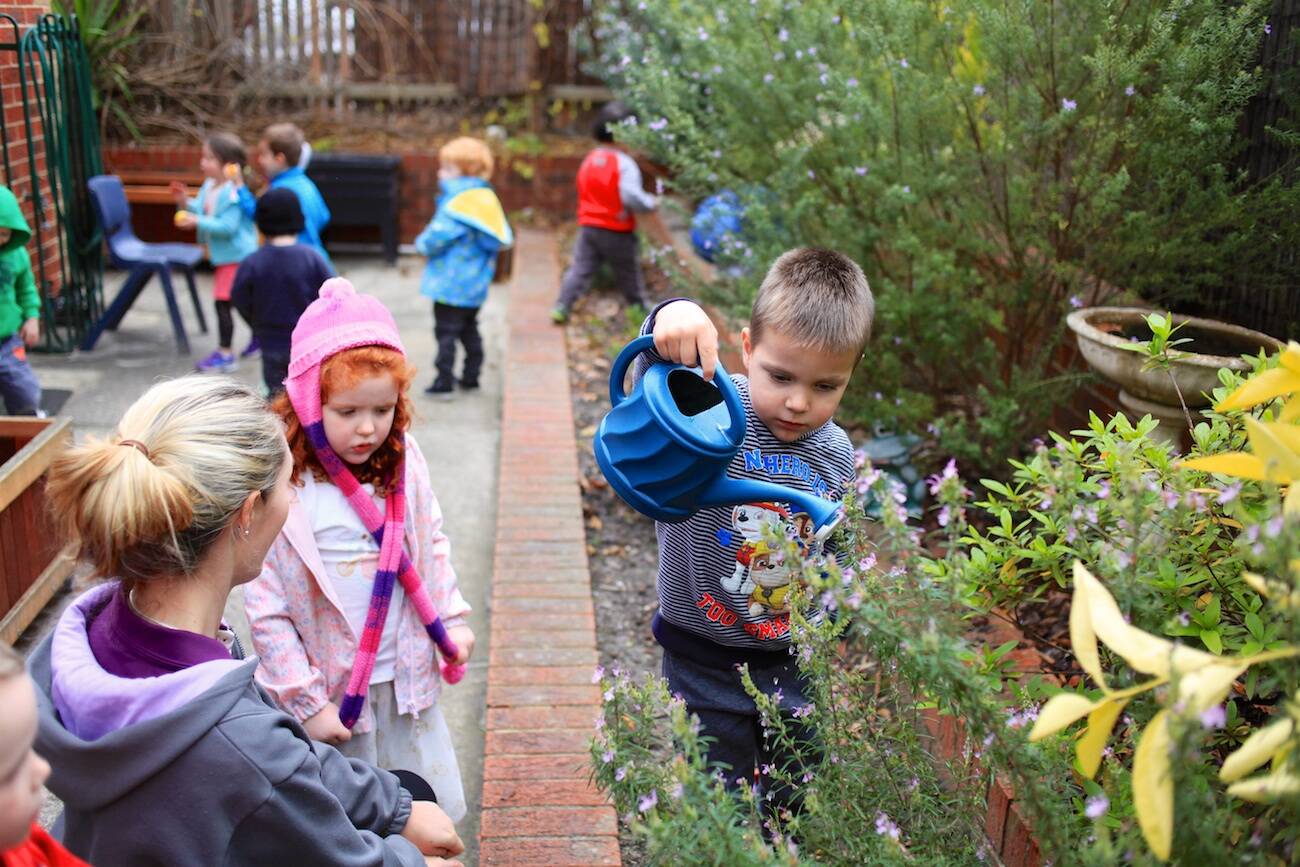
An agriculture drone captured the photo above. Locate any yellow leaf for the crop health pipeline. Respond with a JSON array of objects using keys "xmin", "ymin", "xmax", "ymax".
[
  {"xmin": 1076, "ymin": 563, "xmax": 1175, "ymax": 677},
  {"xmin": 1287, "ymin": 484, "xmax": 1300, "ymax": 517},
  {"xmin": 1028, "ymin": 693, "xmax": 1102, "ymax": 742},
  {"xmin": 1215, "ymin": 366, "xmax": 1300, "ymax": 411},
  {"xmin": 1278, "ymin": 342, "xmax": 1300, "ymax": 376},
  {"xmin": 1175, "ymin": 663, "xmax": 1244, "ymax": 714},
  {"xmin": 1077, "ymin": 698, "xmax": 1127, "ymax": 778},
  {"xmin": 1226, "ymin": 772, "xmax": 1300, "ymax": 802},
  {"xmin": 1242, "ymin": 572, "xmax": 1270, "ymax": 597},
  {"xmin": 1070, "ymin": 562, "xmax": 1106, "ymax": 690},
  {"xmin": 1280, "ymin": 395, "xmax": 1300, "ymax": 423},
  {"xmin": 1133, "ymin": 710, "xmax": 1174, "ymax": 862},
  {"xmin": 1246, "ymin": 418, "xmax": 1300, "ymax": 481},
  {"xmin": 1221, "ymin": 718, "xmax": 1295, "ymax": 782},
  {"xmin": 1180, "ymin": 452, "xmax": 1270, "ymax": 481},
  {"xmin": 1169, "ymin": 643, "xmax": 1220, "ymax": 675}
]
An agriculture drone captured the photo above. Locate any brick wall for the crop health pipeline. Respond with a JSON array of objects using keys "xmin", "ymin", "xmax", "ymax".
[
  {"xmin": 0, "ymin": 1, "xmax": 64, "ymax": 300},
  {"xmin": 103, "ymin": 143, "xmax": 586, "ymax": 246}
]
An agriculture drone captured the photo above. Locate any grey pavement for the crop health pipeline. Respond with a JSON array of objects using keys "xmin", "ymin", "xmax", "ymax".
[{"xmin": 21, "ymin": 254, "xmax": 503, "ymax": 865}]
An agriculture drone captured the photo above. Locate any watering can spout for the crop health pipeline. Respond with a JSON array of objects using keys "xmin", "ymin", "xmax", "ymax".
[{"xmin": 696, "ymin": 475, "xmax": 843, "ymax": 539}]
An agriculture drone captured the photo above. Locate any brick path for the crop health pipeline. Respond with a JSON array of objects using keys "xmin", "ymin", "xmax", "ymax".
[{"xmin": 478, "ymin": 229, "xmax": 621, "ymax": 866}]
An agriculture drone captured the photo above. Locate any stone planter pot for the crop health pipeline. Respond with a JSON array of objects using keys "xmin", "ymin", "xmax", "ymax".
[
  {"xmin": 1066, "ymin": 307, "xmax": 1283, "ymax": 447},
  {"xmin": 0, "ymin": 416, "xmax": 75, "ymax": 644}
]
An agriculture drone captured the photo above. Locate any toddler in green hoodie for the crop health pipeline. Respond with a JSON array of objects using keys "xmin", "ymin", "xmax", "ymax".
[{"xmin": 0, "ymin": 186, "xmax": 41, "ymax": 415}]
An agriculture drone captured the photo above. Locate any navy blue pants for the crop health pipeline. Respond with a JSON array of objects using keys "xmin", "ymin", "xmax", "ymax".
[
  {"xmin": 0, "ymin": 333, "xmax": 40, "ymax": 415},
  {"xmin": 661, "ymin": 648, "xmax": 819, "ymax": 811}
]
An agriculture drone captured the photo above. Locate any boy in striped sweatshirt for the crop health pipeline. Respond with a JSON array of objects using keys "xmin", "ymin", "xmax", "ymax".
[{"xmin": 633, "ymin": 248, "xmax": 874, "ymax": 805}]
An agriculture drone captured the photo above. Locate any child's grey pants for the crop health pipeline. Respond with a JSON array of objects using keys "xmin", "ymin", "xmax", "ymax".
[{"xmin": 556, "ymin": 226, "xmax": 648, "ymax": 311}]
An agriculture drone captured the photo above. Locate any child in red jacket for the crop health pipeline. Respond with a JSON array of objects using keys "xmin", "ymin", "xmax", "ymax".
[
  {"xmin": 0, "ymin": 644, "xmax": 87, "ymax": 867},
  {"xmin": 551, "ymin": 101, "xmax": 658, "ymax": 323}
]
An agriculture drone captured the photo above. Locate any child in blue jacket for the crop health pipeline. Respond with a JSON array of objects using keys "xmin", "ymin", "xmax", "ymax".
[
  {"xmin": 415, "ymin": 137, "xmax": 512, "ymax": 397},
  {"xmin": 237, "ymin": 122, "xmax": 333, "ymax": 272},
  {"xmin": 171, "ymin": 132, "xmax": 259, "ymax": 373}
]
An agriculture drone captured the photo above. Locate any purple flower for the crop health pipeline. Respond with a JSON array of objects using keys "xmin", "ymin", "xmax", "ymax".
[
  {"xmin": 808, "ymin": 169, "xmax": 816, "ymax": 179},
  {"xmin": 670, "ymin": 781, "xmax": 684, "ymax": 799},
  {"xmin": 778, "ymin": 27, "xmax": 789, "ymax": 42},
  {"xmin": 603, "ymin": 688, "xmax": 614, "ymax": 701},
  {"xmin": 1218, "ymin": 483, "xmax": 1242, "ymax": 505},
  {"xmin": 1097, "ymin": 480, "xmax": 1111, "ymax": 499},
  {"xmin": 1070, "ymin": 294, "xmax": 1084, "ymax": 308},
  {"xmin": 902, "ymin": 185, "xmax": 911, "ymax": 194},
  {"xmin": 594, "ymin": 714, "xmax": 605, "ymax": 730},
  {"xmin": 1162, "ymin": 487, "xmax": 1180, "ymax": 509},
  {"xmin": 819, "ymin": 72, "xmax": 830, "ymax": 85},
  {"xmin": 648, "ymin": 118, "xmax": 668, "ymax": 132},
  {"xmin": 615, "ymin": 766, "xmax": 626, "ymax": 781},
  {"xmin": 1125, "ymin": 84, "xmax": 1136, "ymax": 97},
  {"xmin": 808, "ymin": 46, "xmax": 817, "ymax": 56},
  {"xmin": 972, "ymin": 83, "xmax": 986, "ymax": 96},
  {"xmin": 697, "ymin": 27, "xmax": 709, "ymax": 40},
  {"xmin": 1265, "ymin": 22, "xmax": 1272, "ymax": 35},
  {"xmin": 854, "ymin": 165, "xmax": 869, "ymax": 175},
  {"xmin": 1199, "ymin": 704, "xmax": 1227, "ymax": 730},
  {"xmin": 1085, "ymin": 794, "xmax": 1109, "ymax": 819},
  {"xmin": 874, "ymin": 811, "xmax": 902, "ymax": 840},
  {"xmin": 1178, "ymin": 611, "xmax": 1191, "ymax": 627},
  {"xmin": 846, "ymin": 77, "xmax": 859, "ymax": 87},
  {"xmin": 898, "ymin": 58, "xmax": 909, "ymax": 68},
  {"xmin": 1062, "ymin": 98, "xmax": 1077, "ymax": 112},
  {"xmin": 602, "ymin": 749, "xmax": 614, "ymax": 764},
  {"xmin": 792, "ymin": 703, "xmax": 814, "ymax": 718},
  {"xmin": 592, "ymin": 665, "xmax": 605, "ymax": 684},
  {"xmin": 638, "ymin": 789, "xmax": 658, "ymax": 812},
  {"xmin": 1265, "ymin": 515, "xmax": 1285, "ymax": 539},
  {"xmin": 763, "ymin": 73, "xmax": 775, "ymax": 84}
]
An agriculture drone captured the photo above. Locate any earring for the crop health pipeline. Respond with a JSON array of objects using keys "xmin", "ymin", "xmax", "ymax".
[{"xmin": 241, "ymin": 525, "xmax": 252, "ymax": 539}]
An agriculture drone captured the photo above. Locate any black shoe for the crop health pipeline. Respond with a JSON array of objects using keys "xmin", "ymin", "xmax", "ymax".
[
  {"xmin": 459, "ymin": 378, "xmax": 480, "ymax": 391},
  {"xmin": 425, "ymin": 378, "xmax": 455, "ymax": 398}
]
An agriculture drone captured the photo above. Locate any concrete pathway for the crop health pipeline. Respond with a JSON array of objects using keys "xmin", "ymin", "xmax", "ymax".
[
  {"xmin": 478, "ymin": 229, "xmax": 620, "ymax": 866},
  {"xmin": 21, "ymin": 253, "xmax": 505, "ymax": 865}
]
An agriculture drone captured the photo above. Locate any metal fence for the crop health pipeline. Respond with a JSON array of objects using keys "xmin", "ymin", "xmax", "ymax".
[{"xmin": 0, "ymin": 14, "xmax": 103, "ymax": 353}]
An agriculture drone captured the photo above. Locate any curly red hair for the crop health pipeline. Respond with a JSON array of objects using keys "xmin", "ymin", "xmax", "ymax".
[{"xmin": 273, "ymin": 345, "xmax": 417, "ymax": 493}]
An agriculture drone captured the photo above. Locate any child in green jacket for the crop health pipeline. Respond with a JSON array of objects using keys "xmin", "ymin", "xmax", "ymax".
[{"xmin": 0, "ymin": 186, "xmax": 41, "ymax": 415}]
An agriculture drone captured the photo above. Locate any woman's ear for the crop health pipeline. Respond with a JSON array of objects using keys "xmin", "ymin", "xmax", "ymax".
[{"xmin": 237, "ymin": 490, "xmax": 261, "ymax": 533}]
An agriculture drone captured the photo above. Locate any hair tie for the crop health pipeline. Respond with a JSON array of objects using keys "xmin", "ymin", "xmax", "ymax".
[{"xmin": 119, "ymin": 439, "xmax": 151, "ymax": 460}]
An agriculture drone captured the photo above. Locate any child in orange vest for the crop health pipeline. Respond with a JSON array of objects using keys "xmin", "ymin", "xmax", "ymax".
[
  {"xmin": 0, "ymin": 644, "xmax": 88, "ymax": 867},
  {"xmin": 551, "ymin": 101, "xmax": 658, "ymax": 323}
]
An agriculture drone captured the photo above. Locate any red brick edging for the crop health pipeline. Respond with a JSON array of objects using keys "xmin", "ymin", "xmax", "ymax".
[{"xmin": 479, "ymin": 228, "xmax": 621, "ymax": 866}]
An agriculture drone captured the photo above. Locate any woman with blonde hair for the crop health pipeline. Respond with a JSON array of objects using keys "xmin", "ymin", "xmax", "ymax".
[{"xmin": 28, "ymin": 376, "xmax": 464, "ymax": 866}]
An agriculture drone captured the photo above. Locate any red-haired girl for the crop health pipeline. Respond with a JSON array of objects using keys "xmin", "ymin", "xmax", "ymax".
[{"xmin": 245, "ymin": 278, "xmax": 473, "ymax": 821}]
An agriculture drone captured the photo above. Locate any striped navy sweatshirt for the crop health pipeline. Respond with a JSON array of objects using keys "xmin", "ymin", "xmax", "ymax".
[{"xmin": 632, "ymin": 311, "xmax": 857, "ymax": 669}]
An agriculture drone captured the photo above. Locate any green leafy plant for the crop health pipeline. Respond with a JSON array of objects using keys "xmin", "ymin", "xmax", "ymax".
[
  {"xmin": 52, "ymin": 0, "xmax": 145, "ymax": 139},
  {"xmin": 588, "ymin": 0, "xmax": 1300, "ymax": 476}
]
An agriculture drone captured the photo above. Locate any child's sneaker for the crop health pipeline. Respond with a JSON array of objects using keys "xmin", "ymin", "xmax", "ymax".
[
  {"xmin": 240, "ymin": 337, "xmax": 261, "ymax": 359},
  {"xmin": 459, "ymin": 378, "xmax": 480, "ymax": 392},
  {"xmin": 424, "ymin": 377, "xmax": 455, "ymax": 399},
  {"xmin": 550, "ymin": 306, "xmax": 569, "ymax": 324},
  {"xmin": 195, "ymin": 350, "xmax": 237, "ymax": 373}
]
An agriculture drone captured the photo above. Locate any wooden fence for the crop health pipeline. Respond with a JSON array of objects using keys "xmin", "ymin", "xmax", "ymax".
[{"xmin": 143, "ymin": 0, "xmax": 604, "ymax": 101}]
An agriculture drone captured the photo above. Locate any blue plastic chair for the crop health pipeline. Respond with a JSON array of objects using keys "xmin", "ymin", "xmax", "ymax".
[{"xmin": 80, "ymin": 175, "xmax": 207, "ymax": 354}]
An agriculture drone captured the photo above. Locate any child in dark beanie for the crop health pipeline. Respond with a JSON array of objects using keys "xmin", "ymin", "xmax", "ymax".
[{"xmin": 232, "ymin": 188, "xmax": 333, "ymax": 396}]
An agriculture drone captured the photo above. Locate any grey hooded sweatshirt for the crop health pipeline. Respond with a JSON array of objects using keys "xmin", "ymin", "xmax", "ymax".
[{"xmin": 29, "ymin": 583, "xmax": 428, "ymax": 866}]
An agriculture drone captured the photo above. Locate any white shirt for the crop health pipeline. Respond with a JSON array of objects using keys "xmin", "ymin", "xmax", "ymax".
[{"xmin": 299, "ymin": 473, "xmax": 402, "ymax": 684}]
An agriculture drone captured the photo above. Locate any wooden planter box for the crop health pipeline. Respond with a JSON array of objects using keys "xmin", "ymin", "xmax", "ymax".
[{"xmin": 0, "ymin": 417, "xmax": 75, "ymax": 645}]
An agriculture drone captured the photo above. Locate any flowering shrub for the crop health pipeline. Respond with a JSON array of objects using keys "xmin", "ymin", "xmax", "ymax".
[
  {"xmin": 587, "ymin": 0, "xmax": 1300, "ymax": 475},
  {"xmin": 591, "ymin": 349, "xmax": 1300, "ymax": 864}
]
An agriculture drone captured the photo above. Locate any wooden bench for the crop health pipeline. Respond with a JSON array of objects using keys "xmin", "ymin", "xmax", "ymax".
[{"xmin": 115, "ymin": 170, "xmax": 208, "ymax": 207}]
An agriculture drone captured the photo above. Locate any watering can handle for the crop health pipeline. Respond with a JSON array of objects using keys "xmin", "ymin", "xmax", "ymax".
[{"xmin": 608, "ymin": 337, "xmax": 743, "ymax": 436}]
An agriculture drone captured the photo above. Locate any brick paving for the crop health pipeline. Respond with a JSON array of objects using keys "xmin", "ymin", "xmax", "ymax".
[{"xmin": 478, "ymin": 228, "xmax": 621, "ymax": 866}]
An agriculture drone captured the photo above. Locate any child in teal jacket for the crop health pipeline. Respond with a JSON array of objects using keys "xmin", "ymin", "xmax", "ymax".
[
  {"xmin": 0, "ymin": 185, "xmax": 42, "ymax": 415},
  {"xmin": 172, "ymin": 132, "xmax": 259, "ymax": 373},
  {"xmin": 416, "ymin": 137, "xmax": 512, "ymax": 397}
]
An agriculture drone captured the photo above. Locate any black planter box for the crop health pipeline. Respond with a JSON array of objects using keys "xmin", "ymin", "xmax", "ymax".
[{"xmin": 307, "ymin": 153, "xmax": 402, "ymax": 265}]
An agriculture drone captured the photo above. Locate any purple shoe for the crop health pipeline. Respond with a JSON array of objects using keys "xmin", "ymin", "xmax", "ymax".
[
  {"xmin": 195, "ymin": 350, "xmax": 237, "ymax": 373},
  {"xmin": 240, "ymin": 337, "xmax": 261, "ymax": 359}
]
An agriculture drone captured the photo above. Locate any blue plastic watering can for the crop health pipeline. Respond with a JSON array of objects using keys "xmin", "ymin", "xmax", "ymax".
[{"xmin": 593, "ymin": 335, "xmax": 843, "ymax": 538}]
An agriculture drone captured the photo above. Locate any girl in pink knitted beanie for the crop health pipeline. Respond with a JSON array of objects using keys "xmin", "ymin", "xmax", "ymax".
[{"xmin": 244, "ymin": 277, "xmax": 473, "ymax": 821}]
